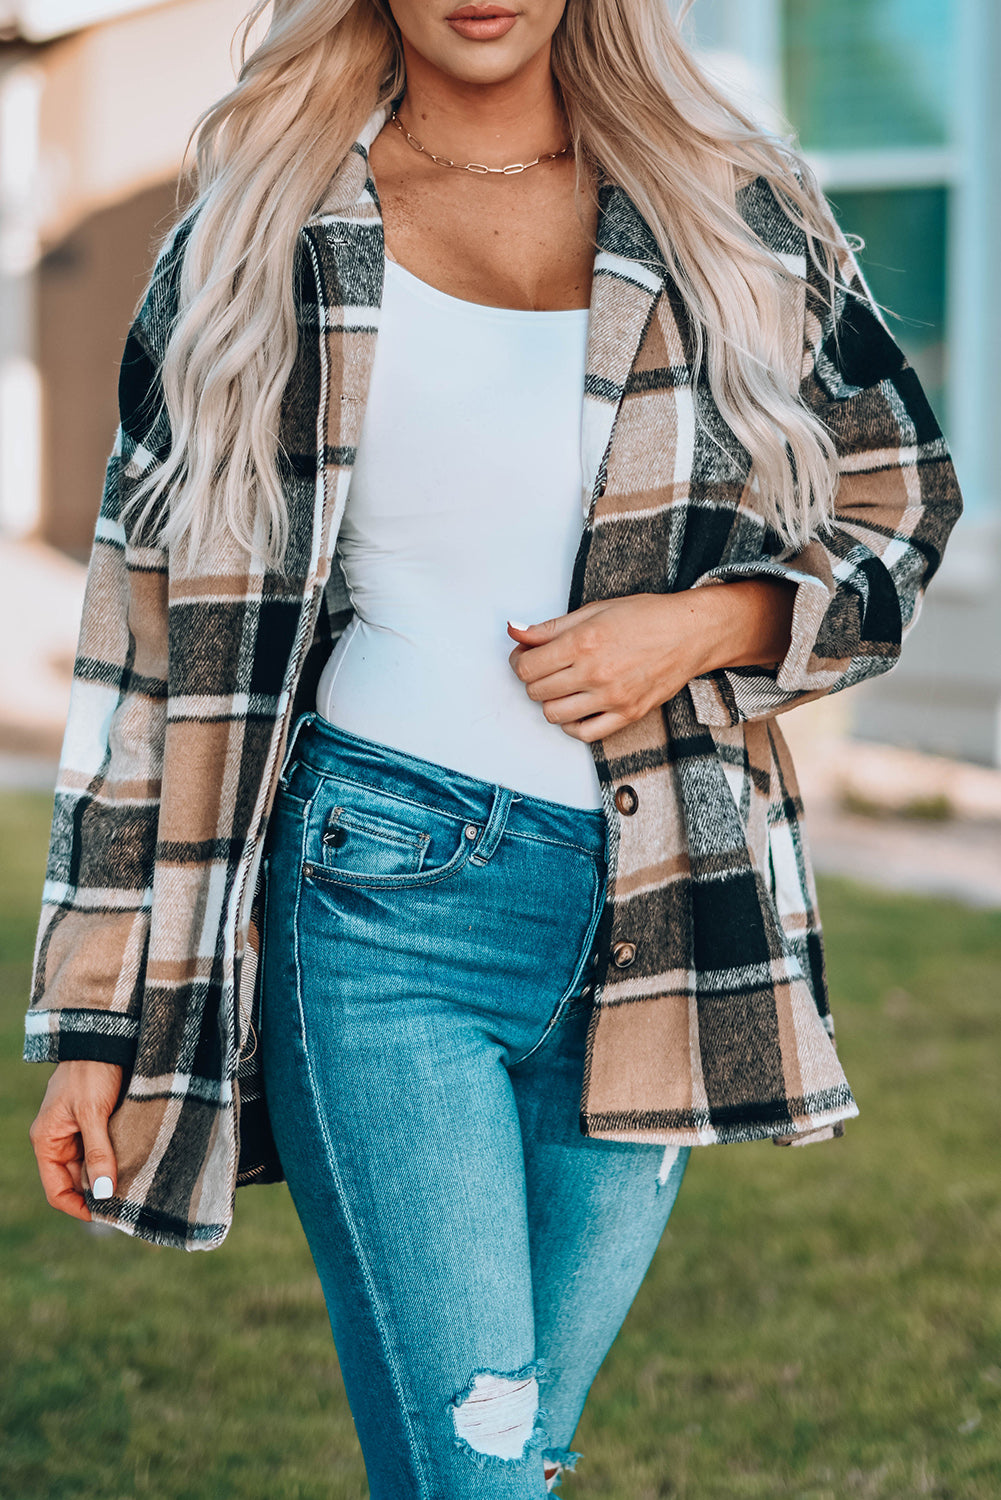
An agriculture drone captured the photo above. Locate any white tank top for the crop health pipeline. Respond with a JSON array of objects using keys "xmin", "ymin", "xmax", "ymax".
[{"xmin": 315, "ymin": 255, "xmax": 603, "ymax": 810}]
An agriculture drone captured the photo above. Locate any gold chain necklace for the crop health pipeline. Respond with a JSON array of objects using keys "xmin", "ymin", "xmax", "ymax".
[{"xmin": 388, "ymin": 107, "xmax": 572, "ymax": 175}]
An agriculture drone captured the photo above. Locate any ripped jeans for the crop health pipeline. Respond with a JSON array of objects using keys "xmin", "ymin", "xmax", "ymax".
[{"xmin": 258, "ymin": 712, "xmax": 690, "ymax": 1499}]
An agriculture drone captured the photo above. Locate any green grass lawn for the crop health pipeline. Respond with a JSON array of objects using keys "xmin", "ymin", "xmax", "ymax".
[{"xmin": 2, "ymin": 789, "xmax": 999, "ymax": 1500}]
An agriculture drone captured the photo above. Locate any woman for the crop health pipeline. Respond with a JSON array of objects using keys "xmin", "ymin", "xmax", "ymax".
[{"xmin": 25, "ymin": 0, "xmax": 963, "ymax": 1493}]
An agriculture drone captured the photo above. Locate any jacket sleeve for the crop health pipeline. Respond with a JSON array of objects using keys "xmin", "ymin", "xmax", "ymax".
[
  {"xmin": 686, "ymin": 216, "xmax": 965, "ymax": 728},
  {"xmin": 23, "ymin": 234, "xmax": 182, "ymax": 1070}
]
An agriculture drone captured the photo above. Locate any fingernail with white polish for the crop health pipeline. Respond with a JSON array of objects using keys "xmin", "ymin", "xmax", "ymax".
[
  {"xmin": 508, "ymin": 620, "xmax": 530, "ymax": 631},
  {"xmin": 92, "ymin": 1176, "xmax": 114, "ymax": 1200}
]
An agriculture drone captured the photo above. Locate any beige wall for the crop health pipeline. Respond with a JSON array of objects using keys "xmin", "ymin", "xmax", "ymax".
[
  {"xmin": 37, "ymin": 176, "xmax": 191, "ymax": 556},
  {"xmin": 29, "ymin": 0, "xmax": 254, "ymax": 553},
  {"xmin": 36, "ymin": 0, "xmax": 253, "ymax": 249},
  {"xmin": 0, "ymin": 0, "xmax": 253, "ymax": 551}
]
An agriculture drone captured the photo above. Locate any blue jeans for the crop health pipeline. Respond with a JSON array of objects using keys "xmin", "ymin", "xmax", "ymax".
[{"xmin": 259, "ymin": 711, "xmax": 690, "ymax": 1499}]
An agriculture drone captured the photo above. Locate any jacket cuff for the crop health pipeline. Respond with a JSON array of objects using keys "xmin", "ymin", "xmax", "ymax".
[
  {"xmin": 23, "ymin": 1008, "xmax": 140, "ymax": 1068},
  {"xmin": 774, "ymin": 1118, "xmax": 846, "ymax": 1146},
  {"xmin": 686, "ymin": 560, "xmax": 833, "ymax": 725}
]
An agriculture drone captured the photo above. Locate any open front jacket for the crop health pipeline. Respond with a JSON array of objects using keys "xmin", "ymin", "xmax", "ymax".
[{"xmin": 24, "ymin": 103, "xmax": 963, "ymax": 1250}]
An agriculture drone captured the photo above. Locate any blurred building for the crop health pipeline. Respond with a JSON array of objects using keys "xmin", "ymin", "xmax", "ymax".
[
  {"xmin": 0, "ymin": 0, "xmax": 246, "ymax": 553},
  {"xmin": 689, "ymin": 0, "xmax": 1001, "ymax": 765},
  {"xmin": 1, "ymin": 0, "xmax": 998, "ymax": 763}
]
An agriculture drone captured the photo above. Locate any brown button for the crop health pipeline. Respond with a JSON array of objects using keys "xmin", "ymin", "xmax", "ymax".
[
  {"xmin": 614, "ymin": 785, "xmax": 639, "ymax": 816},
  {"xmin": 612, "ymin": 940, "xmax": 637, "ymax": 968}
]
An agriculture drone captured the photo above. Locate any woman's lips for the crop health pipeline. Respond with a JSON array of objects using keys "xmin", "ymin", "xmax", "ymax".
[{"xmin": 446, "ymin": 9, "xmax": 518, "ymax": 41}]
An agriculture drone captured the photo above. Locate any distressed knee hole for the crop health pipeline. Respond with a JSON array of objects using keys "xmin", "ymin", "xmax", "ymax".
[{"xmin": 451, "ymin": 1369, "xmax": 542, "ymax": 1461}]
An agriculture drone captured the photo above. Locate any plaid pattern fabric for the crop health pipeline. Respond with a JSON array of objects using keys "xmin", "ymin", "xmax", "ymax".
[{"xmin": 24, "ymin": 103, "xmax": 964, "ymax": 1249}]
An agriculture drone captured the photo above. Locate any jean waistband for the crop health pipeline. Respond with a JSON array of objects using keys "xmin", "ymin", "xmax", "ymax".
[{"xmin": 278, "ymin": 711, "xmax": 608, "ymax": 860}]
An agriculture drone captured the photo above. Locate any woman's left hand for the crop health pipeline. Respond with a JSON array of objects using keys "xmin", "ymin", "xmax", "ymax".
[{"xmin": 506, "ymin": 582, "xmax": 796, "ymax": 743}]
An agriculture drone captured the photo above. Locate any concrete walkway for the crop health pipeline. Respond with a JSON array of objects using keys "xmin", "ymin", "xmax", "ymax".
[
  {"xmin": 782, "ymin": 703, "xmax": 1001, "ymax": 910},
  {"xmin": 804, "ymin": 798, "xmax": 1001, "ymax": 910}
]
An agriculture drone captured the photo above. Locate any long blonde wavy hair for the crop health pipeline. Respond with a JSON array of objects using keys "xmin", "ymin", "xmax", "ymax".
[{"xmin": 122, "ymin": 0, "xmax": 861, "ymax": 571}]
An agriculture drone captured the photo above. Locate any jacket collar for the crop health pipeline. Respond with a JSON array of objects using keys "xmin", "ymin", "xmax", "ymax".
[{"xmin": 299, "ymin": 103, "xmax": 670, "ymax": 564}]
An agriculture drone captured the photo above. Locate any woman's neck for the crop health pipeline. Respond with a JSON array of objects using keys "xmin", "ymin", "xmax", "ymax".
[{"xmin": 395, "ymin": 44, "xmax": 569, "ymax": 167}]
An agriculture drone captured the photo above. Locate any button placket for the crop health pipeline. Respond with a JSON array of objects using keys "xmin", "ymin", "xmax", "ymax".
[{"xmin": 609, "ymin": 784, "xmax": 639, "ymax": 968}]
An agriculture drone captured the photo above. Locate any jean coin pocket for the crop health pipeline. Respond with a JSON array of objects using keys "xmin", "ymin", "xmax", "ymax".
[{"xmin": 318, "ymin": 803, "xmax": 430, "ymax": 879}]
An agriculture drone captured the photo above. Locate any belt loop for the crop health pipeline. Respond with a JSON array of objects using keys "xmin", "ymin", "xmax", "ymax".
[
  {"xmin": 469, "ymin": 784, "xmax": 514, "ymax": 867},
  {"xmin": 278, "ymin": 709, "xmax": 317, "ymax": 788}
]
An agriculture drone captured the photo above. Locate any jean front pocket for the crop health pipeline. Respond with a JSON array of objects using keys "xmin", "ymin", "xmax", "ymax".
[{"xmin": 302, "ymin": 777, "xmax": 477, "ymax": 891}]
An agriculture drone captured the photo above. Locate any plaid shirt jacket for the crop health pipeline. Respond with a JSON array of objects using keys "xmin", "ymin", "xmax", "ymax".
[{"xmin": 24, "ymin": 104, "xmax": 963, "ymax": 1250}]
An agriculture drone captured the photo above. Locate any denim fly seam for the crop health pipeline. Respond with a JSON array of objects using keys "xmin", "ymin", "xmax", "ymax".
[
  {"xmin": 506, "ymin": 856, "xmax": 607, "ymax": 1070},
  {"xmin": 450, "ymin": 1358, "xmax": 550, "ymax": 1471},
  {"xmin": 285, "ymin": 773, "xmax": 429, "ymax": 1497}
]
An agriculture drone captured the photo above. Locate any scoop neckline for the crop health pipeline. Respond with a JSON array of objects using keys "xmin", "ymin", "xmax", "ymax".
[{"xmin": 383, "ymin": 254, "xmax": 590, "ymax": 322}]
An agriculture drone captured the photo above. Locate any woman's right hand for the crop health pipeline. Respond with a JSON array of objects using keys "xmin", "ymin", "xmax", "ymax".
[{"xmin": 28, "ymin": 1060, "xmax": 123, "ymax": 1221}]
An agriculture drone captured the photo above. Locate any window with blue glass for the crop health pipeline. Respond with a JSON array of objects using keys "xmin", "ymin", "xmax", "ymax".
[
  {"xmin": 783, "ymin": 0, "xmax": 956, "ymax": 151},
  {"xmin": 781, "ymin": 0, "xmax": 956, "ymax": 434}
]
